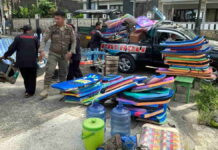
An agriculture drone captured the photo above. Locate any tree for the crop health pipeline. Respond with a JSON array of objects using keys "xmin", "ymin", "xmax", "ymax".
[{"xmin": 12, "ymin": 0, "xmax": 56, "ymax": 18}]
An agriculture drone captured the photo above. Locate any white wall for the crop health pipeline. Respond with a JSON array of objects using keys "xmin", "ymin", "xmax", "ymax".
[{"xmin": 12, "ymin": 18, "xmax": 103, "ymax": 30}]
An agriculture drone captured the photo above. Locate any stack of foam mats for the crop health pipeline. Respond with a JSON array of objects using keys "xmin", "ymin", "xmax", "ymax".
[
  {"xmin": 103, "ymin": 14, "xmax": 136, "ymax": 42},
  {"xmin": 117, "ymin": 74, "xmax": 175, "ymax": 124},
  {"xmin": 51, "ymin": 74, "xmax": 147, "ymax": 105},
  {"xmin": 135, "ymin": 16, "xmax": 156, "ymax": 32},
  {"xmin": 105, "ymin": 14, "xmax": 136, "ymax": 29},
  {"xmin": 81, "ymin": 75, "xmax": 146, "ymax": 104},
  {"xmin": 51, "ymin": 74, "xmax": 102, "ymax": 104},
  {"xmin": 157, "ymin": 36, "xmax": 216, "ymax": 79}
]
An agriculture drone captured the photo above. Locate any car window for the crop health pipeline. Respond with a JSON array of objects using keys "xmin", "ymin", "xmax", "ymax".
[
  {"xmin": 139, "ymin": 32, "xmax": 152, "ymax": 44},
  {"xmin": 156, "ymin": 30, "xmax": 187, "ymax": 44},
  {"xmin": 177, "ymin": 27, "xmax": 196, "ymax": 39}
]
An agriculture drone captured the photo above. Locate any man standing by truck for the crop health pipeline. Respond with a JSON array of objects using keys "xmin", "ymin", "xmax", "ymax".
[
  {"xmin": 89, "ymin": 22, "xmax": 109, "ymax": 49},
  {"xmin": 39, "ymin": 11, "xmax": 76, "ymax": 99}
]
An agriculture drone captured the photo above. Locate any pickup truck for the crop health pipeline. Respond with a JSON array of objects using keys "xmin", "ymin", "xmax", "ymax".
[{"xmin": 101, "ymin": 23, "xmax": 218, "ymax": 73}]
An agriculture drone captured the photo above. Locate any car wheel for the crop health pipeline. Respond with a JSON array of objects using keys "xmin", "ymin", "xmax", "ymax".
[{"xmin": 119, "ymin": 54, "xmax": 136, "ymax": 73}]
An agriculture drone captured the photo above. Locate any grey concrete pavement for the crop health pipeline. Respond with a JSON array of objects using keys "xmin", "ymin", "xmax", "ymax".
[{"xmin": 0, "ymin": 61, "xmax": 218, "ymax": 150}]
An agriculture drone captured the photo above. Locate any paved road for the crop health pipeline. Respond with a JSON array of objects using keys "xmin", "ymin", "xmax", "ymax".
[{"xmin": 0, "ymin": 35, "xmax": 218, "ymax": 150}]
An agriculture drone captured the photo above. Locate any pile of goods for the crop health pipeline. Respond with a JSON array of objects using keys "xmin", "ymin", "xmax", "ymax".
[
  {"xmin": 0, "ymin": 38, "xmax": 19, "ymax": 83},
  {"xmin": 52, "ymin": 74, "xmax": 103, "ymax": 104},
  {"xmin": 104, "ymin": 14, "xmax": 136, "ymax": 41},
  {"xmin": 80, "ymin": 48, "xmax": 106, "ymax": 65},
  {"xmin": 117, "ymin": 74, "xmax": 174, "ymax": 124},
  {"xmin": 51, "ymin": 74, "xmax": 146, "ymax": 105},
  {"xmin": 52, "ymin": 74, "xmax": 175, "ymax": 124},
  {"xmin": 103, "ymin": 14, "xmax": 156, "ymax": 43},
  {"xmin": 0, "ymin": 38, "xmax": 15, "ymax": 64},
  {"xmin": 156, "ymin": 36, "xmax": 216, "ymax": 79}
]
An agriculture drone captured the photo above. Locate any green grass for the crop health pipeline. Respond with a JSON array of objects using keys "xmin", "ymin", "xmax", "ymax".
[{"xmin": 194, "ymin": 82, "xmax": 218, "ymax": 128}]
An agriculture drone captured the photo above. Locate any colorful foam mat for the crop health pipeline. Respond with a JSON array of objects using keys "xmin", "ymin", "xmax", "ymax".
[
  {"xmin": 63, "ymin": 83, "xmax": 102, "ymax": 97},
  {"xmin": 81, "ymin": 82, "xmax": 138, "ymax": 104},
  {"xmin": 116, "ymin": 75, "xmax": 175, "ymax": 124},
  {"xmin": 165, "ymin": 56, "xmax": 208, "ymax": 61},
  {"xmin": 127, "ymin": 106, "xmax": 165, "ymax": 119},
  {"xmin": 165, "ymin": 60, "xmax": 210, "ymax": 65},
  {"xmin": 122, "ymin": 88, "xmax": 174, "ymax": 101},
  {"xmin": 132, "ymin": 77, "xmax": 174, "ymax": 92},
  {"xmin": 117, "ymin": 98, "xmax": 171, "ymax": 106},
  {"xmin": 171, "ymin": 65, "xmax": 209, "ymax": 70},
  {"xmin": 160, "ymin": 36, "xmax": 205, "ymax": 48},
  {"xmin": 164, "ymin": 54, "xmax": 206, "ymax": 58},
  {"xmin": 61, "ymin": 75, "xmax": 147, "ymax": 104},
  {"xmin": 102, "ymin": 74, "xmax": 123, "ymax": 82},
  {"xmin": 158, "ymin": 36, "xmax": 216, "ymax": 79},
  {"xmin": 161, "ymin": 46, "xmax": 211, "ymax": 55},
  {"xmin": 51, "ymin": 73, "xmax": 102, "ymax": 91},
  {"xmin": 157, "ymin": 68, "xmax": 216, "ymax": 79},
  {"xmin": 146, "ymin": 74, "xmax": 166, "ymax": 85}
]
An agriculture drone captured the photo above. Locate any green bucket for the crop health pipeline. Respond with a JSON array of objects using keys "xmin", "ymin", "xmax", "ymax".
[{"xmin": 82, "ymin": 118, "xmax": 105, "ymax": 150}]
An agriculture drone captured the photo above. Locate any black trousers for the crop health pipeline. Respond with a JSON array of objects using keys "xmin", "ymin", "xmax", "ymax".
[
  {"xmin": 19, "ymin": 67, "xmax": 37, "ymax": 95},
  {"xmin": 67, "ymin": 59, "xmax": 83, "ymax": 80}
]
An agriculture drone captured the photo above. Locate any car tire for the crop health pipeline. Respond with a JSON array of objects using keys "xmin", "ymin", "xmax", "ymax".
[{"xmin": 118, "ymin": 54, "xmax": 136, "ymax": 73}]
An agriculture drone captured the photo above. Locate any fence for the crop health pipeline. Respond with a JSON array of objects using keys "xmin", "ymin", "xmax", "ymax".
[
  {"xmin": 174, "ymin": 22, "xmax": 218, "ymax": 31},
  {"xmin": 12, "ymin": 18, "xmax": 104, "ymax": 30},
  {"xmin": 11, "ymin": 19, "xmax": 218, "ymax": 39}
]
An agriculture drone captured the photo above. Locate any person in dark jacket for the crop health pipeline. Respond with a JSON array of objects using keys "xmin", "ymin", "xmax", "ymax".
[
  {"xmin": 89, "ymin": 22, "xmax": 109, "ymax": 49},
  {"xmin": 67, "ymin": 24, "xmax": 83, "ymax": 80},
  {"xmin": 0, "ymin": 25, "xmax": 39, "ymax": 98},
  {"xmin": 36, "ymin": 27, "xmax": 42, "ymax": 41}
]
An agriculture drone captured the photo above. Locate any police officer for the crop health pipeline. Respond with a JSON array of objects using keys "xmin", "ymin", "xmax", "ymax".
[
  {"xmin": 0, "ymin": 25, "xmax": 39, "ymax": 98},
  {"xmin": 39, "ymin": 11, "xmax": 76, "ymax": 98}
]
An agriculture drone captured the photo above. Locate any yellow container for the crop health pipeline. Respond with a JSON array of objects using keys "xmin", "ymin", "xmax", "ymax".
[
  {"xmin": 86, "ymin": 36, "xmax": 91, "ymax": 40},
  {"xmin": 82, "ymin": 118, "xmax": 104, "ymax": 150}
]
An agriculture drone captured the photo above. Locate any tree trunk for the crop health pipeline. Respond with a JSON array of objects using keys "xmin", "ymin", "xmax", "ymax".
[
  {"xmin": 0, "ymin": 0, "xmax": 5, "ymax": 34},
  {"xmin": 10, "ymin": 0, "xmax": 14, "ymax": 34},
  {"xmin": 195, "ymin": 0, "xmax": 202, "ymax": 35}
]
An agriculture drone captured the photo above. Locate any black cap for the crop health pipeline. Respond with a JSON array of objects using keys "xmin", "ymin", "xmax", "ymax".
[{"xmin": 20, "ymin": 25, "xmax": 32, "ymax": 32}]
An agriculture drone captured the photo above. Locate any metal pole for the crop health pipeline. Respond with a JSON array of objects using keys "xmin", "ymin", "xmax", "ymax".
[
  {"xmin": 88, "ymin": 0, "xmax": 91, "ymax": 9},
  {"xmin": 195, "ymin": 0, "xmax": 202, "ymax": 35},
  {"xmin": 97, "ymin": 0, "xmax": 99, "ymax": 9},
  {"xmin": 0, "ymin": 0, "xmax": 5, "ymax": 34},
  {"xmin": 133, "ymin": 0, "xmax": 136, "ymax": 16}
]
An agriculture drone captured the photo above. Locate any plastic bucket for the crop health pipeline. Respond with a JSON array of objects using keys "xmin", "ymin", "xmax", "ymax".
[{"xmin": 82, "ymin": 118, "xmax": 104, "ymax": 150}]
